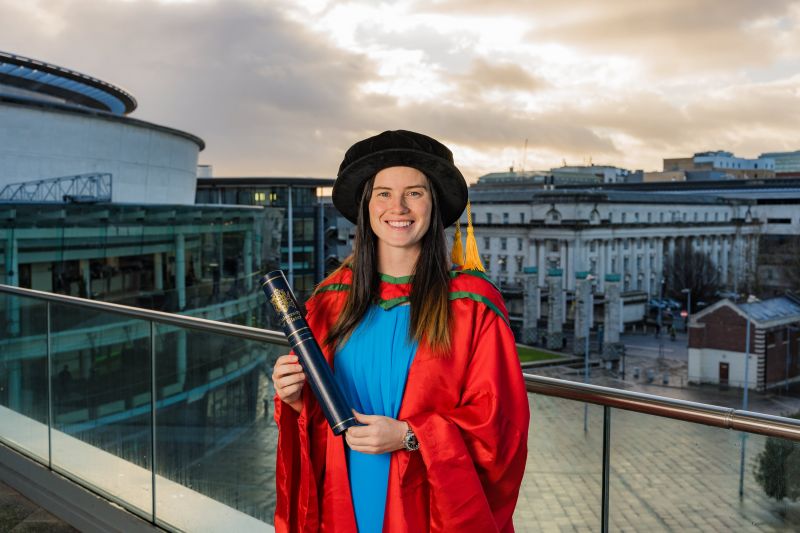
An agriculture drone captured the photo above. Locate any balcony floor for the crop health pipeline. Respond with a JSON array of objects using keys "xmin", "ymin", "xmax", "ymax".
[{"xmin": 0, "ymin": 480, "xmax": 77, "ymax": 532}]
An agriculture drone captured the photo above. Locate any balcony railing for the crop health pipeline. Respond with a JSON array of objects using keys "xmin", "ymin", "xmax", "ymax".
[{"xmin": 1, "ymin": 283, "xmax": 799, "ymax": 532}]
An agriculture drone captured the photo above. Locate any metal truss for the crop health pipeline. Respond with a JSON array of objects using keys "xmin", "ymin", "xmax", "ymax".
[{"xmin": 0, "ymin": 173, "xmax": 112, "ymax": 203}]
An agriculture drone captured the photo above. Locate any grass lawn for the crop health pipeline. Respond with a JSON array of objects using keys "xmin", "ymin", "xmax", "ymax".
[{"xmin": 517, "ymin": 345, "xmax": 565, "ymax": 363}]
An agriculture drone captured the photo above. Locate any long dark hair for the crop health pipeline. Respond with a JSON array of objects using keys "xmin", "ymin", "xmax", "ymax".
[{"xmin": 324, "ymin": 175, "xmax": 451, "ymax": 355}]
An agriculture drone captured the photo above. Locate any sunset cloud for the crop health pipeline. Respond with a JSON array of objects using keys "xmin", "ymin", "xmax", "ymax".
[{"xmin": 1, "ymin": 0, "xmax": 798, "ymax": 180}]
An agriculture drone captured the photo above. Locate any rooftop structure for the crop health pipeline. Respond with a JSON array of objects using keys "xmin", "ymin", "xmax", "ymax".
[
  {"xmin": 663, "ymin": 151, "xmax": 775, "ymax": 180},
  {"xmin": 0, "ymin": 51, "xmax": 136, "ymax": 115}
]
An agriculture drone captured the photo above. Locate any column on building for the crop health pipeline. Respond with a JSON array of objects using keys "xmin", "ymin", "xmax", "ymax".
[
  {"xmin": 5, "ymin": 233, "xmax": 19, "ymax": 335},
  {"xmin": 564, "ymin": 241, "xmax": 575, "ymax": 290},
  {"xmin": 630, "ymin": 238, "xmax": 639, "ymax": 292},
  {"xmin": 617, "ymin": 238, "xmax": 625, "ymax": 289},
  {"xmin": 573, "ymin": 271, "xmax": 593, "ymax": 356},
  {"xmin": 154, "ymin": 252, "xmax": 164, "ymax": 291},
  {"xmin": 244, "ymin": 230, "xmax": 253, "ymax": 291},
  {"xmin": 602, "ymin": 273, "xmax": 624, "ymax": 361},
  {"xmin": 536, "ymin": 239, "xmax": 546, "ymax": 287},
  {"xmin": 643, "ymin": 237, "xmax": 652, "ymax": 296},
  {"xmin": 521, "ymin": 267, "xmax": 540, "ymax": 345},
  {"xmin": 655, "ymin": 237, "xmax": 664, "ymax": 286},
  {"xmin": 721, "ymin": 236, "xmax": 730, "ymax": 286},
  {"xmin": 668, "ymin": 236, "xmax": 676, "ymax": 259},
  {"xmin": 79, "ymin": 259, "xmax": 91, "ymax": 299},
  {"xmin": 546, "ymin": 269, "xmax": 565, "ymax": 350},
  {"xmin": 175, "ymin": 233, "xmax": 186, "ymax": 310},
  {"xmin": 598, "ymin": 238, "xmax": 607, "ymax": 292}
]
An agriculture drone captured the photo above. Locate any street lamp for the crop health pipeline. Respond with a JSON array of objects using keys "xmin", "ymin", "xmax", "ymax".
[
  {"xmin": 583, "ymin": 274, "xmax": 596, "ymax": 432},
  {"xmin": 786, "ymin": 325, "xmax": 799, "ymax": 394},
  {"xmin": 739, "ymin": 294, "xmax": 758, "ymax": 499}
]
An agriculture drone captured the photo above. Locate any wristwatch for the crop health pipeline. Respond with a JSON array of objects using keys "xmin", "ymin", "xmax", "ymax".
[{"xmin": 402, "ymin": 426, "xmax": 420, "ymax": 451}]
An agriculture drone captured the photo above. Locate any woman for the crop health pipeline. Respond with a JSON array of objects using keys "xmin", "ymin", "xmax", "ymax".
[{"xmin": 272, "ymin": 130, "xmax": 529, "ymax": 532}]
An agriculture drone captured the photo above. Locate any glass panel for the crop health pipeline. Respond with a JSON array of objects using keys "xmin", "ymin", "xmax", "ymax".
[
  {"xmin": 153, "ymin": 324, "xmax": 283, "ymax": 530},
  {"xmin": 49, "ymin": 302, "xmax": 153, "ymax": 519},
  {"xmin": 517, "ymin": 394, "xmax": 603, "ymax": 530},
  {"xmin": 610, "ymin": 409, "xmax": 800, "ymax": 530},
  {"xmin": 0, "ymin": 293, "xmax": 49, "ymax": 462}
]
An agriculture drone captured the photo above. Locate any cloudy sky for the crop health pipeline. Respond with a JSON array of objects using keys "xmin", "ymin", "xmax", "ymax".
[{"xmin": 3, "ymin": 0, "xmax": 800, "ymax": 181}]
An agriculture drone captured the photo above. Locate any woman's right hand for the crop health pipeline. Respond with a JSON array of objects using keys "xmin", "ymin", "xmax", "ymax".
[{"xmin": 272, "ymin": 354, "xmax": 306, "ymax": 414}]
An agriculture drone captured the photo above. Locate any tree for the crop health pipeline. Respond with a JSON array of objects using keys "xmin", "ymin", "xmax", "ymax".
[
  {"xmin": 755, "ymin": 410, "xmax": 800, "ymax": 502},
  {"xmin": 665, "ymin": 243, "xmax": 721, "ymax": 312}
]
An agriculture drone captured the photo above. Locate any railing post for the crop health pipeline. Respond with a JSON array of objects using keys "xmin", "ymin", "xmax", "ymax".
[
  {"xmin": 601, "ymin": 406, "xmax": 611, "ymax": 533},
  {"xmin": 150, "ymin": 321, "xmax": 157, "ymax": 523},
  {"xmin": 46, "ymin": 301, "xmax": 53, "ymax": 470}
]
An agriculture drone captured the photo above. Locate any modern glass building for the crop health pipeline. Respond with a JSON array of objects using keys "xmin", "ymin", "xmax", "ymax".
[{"xmin": 196, "ymin": 177, "xmax": 346, "ymax": 299}]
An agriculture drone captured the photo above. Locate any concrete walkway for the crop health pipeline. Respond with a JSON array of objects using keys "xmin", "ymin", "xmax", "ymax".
[{"xmin": 0, "ymin": 480, "xmax": 77, "ymax": 532}]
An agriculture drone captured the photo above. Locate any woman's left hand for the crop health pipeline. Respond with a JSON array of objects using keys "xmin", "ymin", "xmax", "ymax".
[{"xmin": 345, "ymin": 410, "xmax": 408, "ymax": 454}]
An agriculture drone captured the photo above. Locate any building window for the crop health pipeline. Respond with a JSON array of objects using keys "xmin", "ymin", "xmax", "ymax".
[
  {"xmin": 660, "ymin": 213, "xmax": 664, "ymax": 223},
  {"xmin": 487, "ymin": 213, "xmax": 492, "ymax": 224},
  {"xmin": 484, "ymin": 237, "xmax": 491, "ymax": 249},
  {"xmin": 609, "ymin": 213, "xmax": 614, "ymax": 223},
  {"xmin": 482, "ymin": 255, "xmax": 491, "ymax": 270},
  {"xmin": 515, "ymin": 256, "xmax": 524, "ymax": 273},
  {"xmin": 636, "ymin": 257, "xmax": 642, "ymax": 270},
  {"xmin": 517, "ymin": 238, "xmax": 523, "ymax": 252},
  {"xmin": 500, "ymin": 238, "xmax": 507, "ymax": 250},
  {"xmin": 704, "ymin": 212, "xmax": 709, "ymax": 222},
  {"xmin": 499, "ymin": 255, "xmax": 507, "ymax": 272},
  {"xmin": 649, "ymin": 240, "xmax": 654, "ymax": 249},
  {"xmin": 715, "ymin": 212, "xmax": 719, "ymax": 221},
  {"xmin": 254, "ymin": 191, "xmax": 266, "ymax": 203},
  {"xmin": 624, "ymin": 240, "xmax": 629, "ymax": 250},
  {"xmin": 635, "ymin": 212, "xmax": 640, "ymax": 222},
  {"xmin": 694, "ymin": 212, "xmax": 699, "ymax": 222},
  {"xmin": 650, "ymin": 256, "xmax": 655, "ymax": 268},
  {"xmin": 611, "ymin": 258, "xmax": 617, "ymax": 272},
  {"xmin": 590, "ymin": 240, "xmax": 597, "ymax": 252},
  {"xmin": 637, "ymin": 239, "xmax": 642, "ymax": 249},
  {"xmin": 611, "ymin": 241, "xmax": 616, "ymax": 251},
  {"xmin": 622, "ymin": 213, "xmax": 627, "ymax": 223},
  {"xmin": 683, "ymin": 212, "xmax": 687, "ymax": 222},
  {"xmin": 624, "ymin": 257, "xmax": 629, "ymax": 272},
  {"xmin": 520, "ymin": 213, "xmax": 525, "ymax": 224},
  {"xmin": 647, "ymin": 212, "xmax": 652, "ymax": 223},
  {"xmin": 503, "ymin": 212, "xmax": 509, "ymax": 224},
  {"xmin": 590, "ymin": 258, "xmax": 597, "ymax": 275}
]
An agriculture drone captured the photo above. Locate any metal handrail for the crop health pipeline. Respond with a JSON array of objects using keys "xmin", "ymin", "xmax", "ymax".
[
  {"xmin": 2, "ymin": 283, "xmax": 799, "ymax": 442},
  {"xmin": 0, "ymin": 283, "xmax": 287, "ymax": 345},
  {"xmin": 525, "ymin": 374, "xmax": 800, "ymax": 442}
]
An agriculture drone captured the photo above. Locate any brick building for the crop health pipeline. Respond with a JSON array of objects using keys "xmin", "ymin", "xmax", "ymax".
[{"xmin": 688, "ymin": 295, "xmax": 800, "ymax": 391}]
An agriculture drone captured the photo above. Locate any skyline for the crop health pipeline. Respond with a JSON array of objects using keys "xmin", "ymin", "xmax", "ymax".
[{"xmin": 2, "ymin": 0, "xmax": 800, "ymax": 182}]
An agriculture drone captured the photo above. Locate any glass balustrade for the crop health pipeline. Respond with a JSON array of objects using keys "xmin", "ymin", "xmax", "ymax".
[
  {"xmin": 0, "ymin": 293, "xmax": 49, "ymax": 462},
  {"xmin": 152, "ymin": 324, "xmax": 282, "ymax": 531},
  {"xmin": 49, "ymin": 301, "xmax": 154, "ymax": 519},
  {"xmin": 608, "ymin": 409, "xmax": 800, "ymax": 531},
  {"xmin": 2, "ymin": 286, "xmax": 800, "ymax": 532},
  {"xmin": 517, "ymin": 393, "xmax": 604, "ymax": 531}
]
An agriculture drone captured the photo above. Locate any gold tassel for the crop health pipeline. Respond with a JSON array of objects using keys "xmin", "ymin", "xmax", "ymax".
[
  {"xmin": 451, "ymin": 220, "xmax": 464, "ymax": 267},
  {"xmin": 463, "ymin": 201, "xmax": 485, "ymax": 272}
]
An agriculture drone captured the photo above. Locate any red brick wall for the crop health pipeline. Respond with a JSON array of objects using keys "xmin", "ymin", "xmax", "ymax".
[
  {"xmin": 765, "ymin": 328, "xmax": 800, "ymax": 384},
  {"xmin": 689, "ymin": 306, "xmax": 755, "ymax": 353}
]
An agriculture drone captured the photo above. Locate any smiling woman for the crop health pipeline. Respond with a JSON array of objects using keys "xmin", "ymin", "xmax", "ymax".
[{"xmin": 271, "ymin": 130, "xmax": 530, "ymax": 532}]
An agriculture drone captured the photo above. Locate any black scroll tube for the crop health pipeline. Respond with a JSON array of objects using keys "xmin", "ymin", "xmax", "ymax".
[{"xmin": 261, "ymin": 270, "xmax": 357, "ymax": 435}]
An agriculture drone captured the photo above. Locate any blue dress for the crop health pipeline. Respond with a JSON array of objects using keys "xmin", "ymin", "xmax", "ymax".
[{"xmin": 333, "ymin": 304, "xmax": 418, "ymax": 533}]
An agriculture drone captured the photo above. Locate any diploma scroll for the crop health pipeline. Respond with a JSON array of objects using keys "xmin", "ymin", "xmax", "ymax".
[{"xmin": 261, "ymin": 270, "xmax": 356, "ymax": 436}]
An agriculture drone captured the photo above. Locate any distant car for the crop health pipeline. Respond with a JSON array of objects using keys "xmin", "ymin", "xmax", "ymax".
[
  {"xmin": 649, "ymin": 298, "xmax": 666, "ymax": 309},
  {"xmin": 663, "ymin": 298, "xmax": 682, "ymax": 310}
]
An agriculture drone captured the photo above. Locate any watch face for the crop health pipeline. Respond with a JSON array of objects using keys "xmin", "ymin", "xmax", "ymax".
[{"xmin": 404, "ymin": 430, "xmax": 419, "ymax": 451}]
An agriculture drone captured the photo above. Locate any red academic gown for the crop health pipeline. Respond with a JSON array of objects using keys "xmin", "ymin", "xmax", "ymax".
[{"xmin": 273, "ymin": 268, "xmax": 530, "ymax": 532}]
